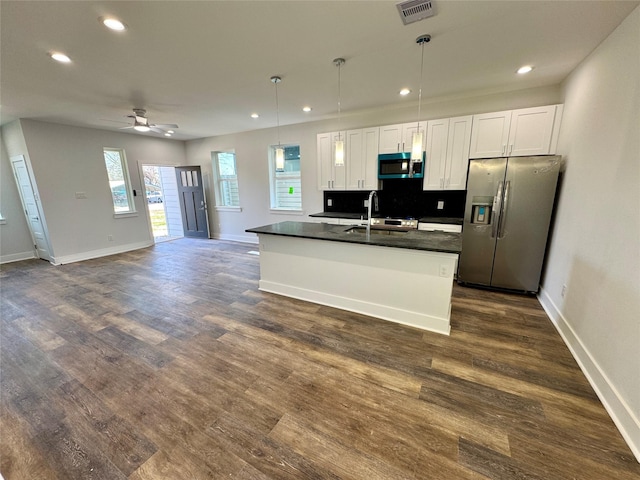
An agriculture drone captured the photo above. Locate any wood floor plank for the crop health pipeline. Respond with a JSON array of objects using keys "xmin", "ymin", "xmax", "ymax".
[
  {"xmin": 1, "ymin": 237, "xmax": 638, "ymax": 480},
  {"xmin": 0, "ymin": 409, "xmax": 62, "ymax": 480}
]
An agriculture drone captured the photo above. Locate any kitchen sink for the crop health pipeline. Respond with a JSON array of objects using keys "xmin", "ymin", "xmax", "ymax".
[{"xmin": 344, "ymin": 226, "xmax": 408, "ymax": 237}]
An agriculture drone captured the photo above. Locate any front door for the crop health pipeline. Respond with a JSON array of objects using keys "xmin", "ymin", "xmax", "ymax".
[
  {"xmin": 175, "ymin": 166, "xmax": 209, "ymax": 238},
  {"xmin": 11, "ymin": 155, "xmax": 53, "ymax": 261}
]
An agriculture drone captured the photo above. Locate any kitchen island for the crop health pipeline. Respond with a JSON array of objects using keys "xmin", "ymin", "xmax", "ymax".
[{"xmin": 245, "ymin": 221, "xmax": 461, "ymax": 335}]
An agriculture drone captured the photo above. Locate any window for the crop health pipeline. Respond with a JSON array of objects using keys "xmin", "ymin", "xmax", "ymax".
[
  {"xmin": 269, "ymin": 144, "xmax": 302, "ymax": 211},
  {"xmin": 212, "ymin": 151, "xmax": 240, "ymax": 208},
  {"xmin": 103, "ymin": 148, "xmax": 135, "ymax": 214}
]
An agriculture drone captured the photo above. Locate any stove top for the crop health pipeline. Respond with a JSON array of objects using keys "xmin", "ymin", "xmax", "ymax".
[{"xmin": 370, "ymin": 217, "xmax": 418, "ymax": 229}]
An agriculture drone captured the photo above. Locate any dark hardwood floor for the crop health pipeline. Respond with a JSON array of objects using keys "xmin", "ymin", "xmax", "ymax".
[{"xmin": 1, "ymin": 238, "xmax": 638, "ymax": 479}]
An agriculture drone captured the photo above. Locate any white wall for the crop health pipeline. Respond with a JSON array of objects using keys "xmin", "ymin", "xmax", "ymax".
[
  {"xmin": 539, "ymin": 6, "xmax": 640, "ymax": 460},
  {"xmin": 0, "ymin": 134, "xmax": 35, "ymax": 263},
  {"xmin": 186, "ymin": 85, "xmax": 561, "ymax": 242},
  {"xmin": 2, "ymin": 119, "xmax": 187, "ymax": 263}
]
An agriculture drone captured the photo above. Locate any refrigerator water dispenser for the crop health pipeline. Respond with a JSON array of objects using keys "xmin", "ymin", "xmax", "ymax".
[{"xmin": 470, "ymin": 196, "xmax": 493, "ymax": 225}]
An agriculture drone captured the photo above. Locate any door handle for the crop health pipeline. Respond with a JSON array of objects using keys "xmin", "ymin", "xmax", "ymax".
[
  {"xmin": 491, "ymin": 181, "xmax": 504, "ymax": 238},
  {"xmin": 498, "ymin": 181, "xmax": 510, "ymax": 238}
]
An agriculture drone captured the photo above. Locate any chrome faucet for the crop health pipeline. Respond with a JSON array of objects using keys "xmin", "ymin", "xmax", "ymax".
[{"xmin": 367, "ymin": 190, "xmax": 378, "ymax": 237}]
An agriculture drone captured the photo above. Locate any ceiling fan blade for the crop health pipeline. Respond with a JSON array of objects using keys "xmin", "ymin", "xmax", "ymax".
[
  {"xmin": 118, "ymin": 126, "xmax": 135, "ymax": 130},
  {"xmin": 149, "ymin": 127, "xmax": 166, "ymax": 134},
  {"xmin": 151, "ymin": 123, "xmax": 179, "ymax": 129}
]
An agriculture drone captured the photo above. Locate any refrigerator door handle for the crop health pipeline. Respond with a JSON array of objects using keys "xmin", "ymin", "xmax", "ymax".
[
  {"xmin": 499, "ymin": 180, "xmax": 511, "ymax": 238},
  {"xmin": 491, "ymin": 181, "xmax": 504, "ymax": 238}
]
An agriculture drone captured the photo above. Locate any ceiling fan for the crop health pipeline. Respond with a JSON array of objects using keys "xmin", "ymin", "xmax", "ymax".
[{"xmin": 120, "ymin": 108, "xmax": 178, "ymax": 136}]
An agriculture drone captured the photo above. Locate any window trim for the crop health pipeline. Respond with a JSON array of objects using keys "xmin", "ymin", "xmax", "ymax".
[
  {"xmin": 212, "ymin": 150, "xmax": 241, "ymax": 208},
  {"xmin": 269, "ymin": 143, "xmax": 302, "ymax": 211},
  {"xmin": 103, "ymin": 147, "xmax": 136, "ymax": 215}
]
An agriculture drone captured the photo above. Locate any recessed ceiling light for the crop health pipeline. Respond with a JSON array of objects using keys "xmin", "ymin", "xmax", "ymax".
[
  {"xmin": 400, "ymin": 88, "xmax": 411, "ymax": 96},
  {"xmin": 49, "ymin": 52, "xmax": 71, "ymax": 63},
  {"xmin": 251, "ymin": 113, "xmax": 259, "ymax": 119},
  {"xmin": 517, "ymin": 65, "xmax": 534, "ymax": 74},
  {"xmin": 164, "ymin": 133, "xmax": 172, "ymax": 137},
  {"xmin": 101, "ymin": 17, "xmax": 127, "ymax": 31},
  {"xmin": 166, "ymin": 130, "xmax": 174, "ymax": 134},
  {"xmin": 302, "ymin": 106, "xmax": 312, "ymax": 112}
]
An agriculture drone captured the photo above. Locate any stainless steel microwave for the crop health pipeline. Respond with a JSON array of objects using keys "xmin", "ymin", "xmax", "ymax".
[{"xmin": 378, "ymin": 152, "xmax": 424, "ymax": 179}]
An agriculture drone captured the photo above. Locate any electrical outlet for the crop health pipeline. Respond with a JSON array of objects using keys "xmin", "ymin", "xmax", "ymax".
[
  {"xmin": 327, "ymin": 198, "xmax": 333, "ymax": 207},
  {"xmin": 439, "ymin": 264, "xmax": 449, "ymax": 277},
  {"xmin": 437, "ymin": 200, "xmax": 444, "ymax": 210},
  {"xmin": 364, "ymin": 199, "xmax": 369, "ymax": 208},
  {"xmin": 561, "ymin": 284, "xmax": 567, "ymax": 298}
]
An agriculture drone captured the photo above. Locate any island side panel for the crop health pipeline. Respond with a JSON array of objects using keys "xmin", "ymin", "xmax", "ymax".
[{"xmin": 256, "ymin": 233, "xmax": 457, "ymax": 335}]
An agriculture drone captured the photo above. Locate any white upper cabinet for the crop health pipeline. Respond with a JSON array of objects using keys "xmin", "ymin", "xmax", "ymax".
[
  {"xmin": 317, "ymin": 131, "xmax": 346, "ymax": 190},
  {"xmin": 378, "ymin": 122, "xmax": 426, "ymax": 154},
  {"xmin": 469, "ymin": 105, "xmax": 562, "ymax": 158},
  {"xmin": 423, "ymin": 115, "xmax": 472, "ymax": 191},
  {"xmin": 378, "ymin": 124, "xmax": 404, "ymax": 154},
  {"xmin": 318, "ymin": 128, "xmax": 379, "ymax": 191},
  {"xmin": 346, "ymin": 128, "xmax": 379, "ymax": 190}
]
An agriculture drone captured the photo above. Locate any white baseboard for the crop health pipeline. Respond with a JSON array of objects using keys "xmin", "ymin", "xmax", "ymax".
[
  {"xmin": 51, "ymin": 240, "xmax": 154, "ymax": 265},
  {"xmin": 538, "ymin": 286, "xmax": 640, "ymax": 463},
  {"xmin": 260, "ymin": 280, "xmax": 451, "ymax": 336},
  {"xmin": 212, "ymin": 232, "xmax": 258, "ymax": 244},
  {"xmin": 0, "ymin": 250, "xmax": 36, "ymax": 264}
]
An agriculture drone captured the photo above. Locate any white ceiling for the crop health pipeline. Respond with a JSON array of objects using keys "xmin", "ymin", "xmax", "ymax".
[{"xmin": 1, "ymin": 1, "xmax": 637, "ymax": 140}]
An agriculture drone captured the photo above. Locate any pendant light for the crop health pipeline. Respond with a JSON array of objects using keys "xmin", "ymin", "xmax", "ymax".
[
  {"xmin": 271, "ymin": 75, "xmax": 285, "ymax": 172},
  {"xmin": 411, "ymin": 34, "xmax": 431, "ymax": 164},
  {"xmin": 333, "ymin": 58, "xmax": 345, "ymax": 167}
]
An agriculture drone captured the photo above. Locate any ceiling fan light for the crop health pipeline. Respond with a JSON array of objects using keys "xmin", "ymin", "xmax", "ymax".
[{"xmin": 134, "ymin": 125, "xmax": 150, "ymax": 132}]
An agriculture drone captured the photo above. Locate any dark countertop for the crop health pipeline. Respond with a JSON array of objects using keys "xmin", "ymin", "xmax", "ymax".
[
  {"xmin": 419, "ymin": 217, "xmax": 463, "ymax": 225},
  {"xmin": 246, "ymin": 221, "xmax": 461, "ymax": 254},
  {"xmin": 309, "ymin": 212, "xmax": 368, "ymax": 220},
  {"xmin": 309, "ymin": 212, "xmax": 463, "ymax": 225}
]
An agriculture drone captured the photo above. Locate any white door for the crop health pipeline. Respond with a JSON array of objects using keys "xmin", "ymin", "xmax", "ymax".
[{"xmin": 10, "ymin": 155, "xmax": 52, "ymax": 261}]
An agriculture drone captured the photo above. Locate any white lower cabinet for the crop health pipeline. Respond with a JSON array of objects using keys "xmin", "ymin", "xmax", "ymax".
[{"xmin": 424, "ymin": 115, "xmax": 472, "ymax": 190}]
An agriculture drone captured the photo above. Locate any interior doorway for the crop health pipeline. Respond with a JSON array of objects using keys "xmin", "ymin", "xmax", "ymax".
[{"xmin": 142, "ymin": 165, "xmax": 184, "ymax": 243}]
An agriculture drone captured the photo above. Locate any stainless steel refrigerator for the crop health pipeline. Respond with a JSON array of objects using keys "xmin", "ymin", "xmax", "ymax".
[{"xmin": 458, "ymin": 155, "xmax": 560, "ymax": 293}]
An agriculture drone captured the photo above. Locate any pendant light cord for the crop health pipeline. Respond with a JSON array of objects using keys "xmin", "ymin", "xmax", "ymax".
[
  {"xmin": 274, "ymin": 79, "xmax": 281, "ymax": 146},
  {"xmin": 333, "ymin": 58, "xmax": 345, "ymax": 141},
  {"xmin": 415, "ymin": 34, "xmax": 430, "ymax": 127},
  {"xmin": 417, "ymin": 40, "xmax": 425, "ymax": 127}
]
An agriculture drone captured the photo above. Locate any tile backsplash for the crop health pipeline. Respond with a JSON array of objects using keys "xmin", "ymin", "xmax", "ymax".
[{"xmin": 323, "ymin": 179, "xmax": 466, "ymax": 219}]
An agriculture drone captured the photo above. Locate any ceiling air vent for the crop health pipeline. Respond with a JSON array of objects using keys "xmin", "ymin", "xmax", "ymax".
[{"xmin": 396, "ymin": 0, "xmax": 436, "ymax": 25}]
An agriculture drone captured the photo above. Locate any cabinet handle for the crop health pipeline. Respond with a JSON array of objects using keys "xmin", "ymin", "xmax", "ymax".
[
  {"xmin": 397, "ymin": 143, "xmax": 400, "ymax": 152},
  {"xmin": 509, "ymin": 144, "xmax": 513, "ymax": 155}
]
